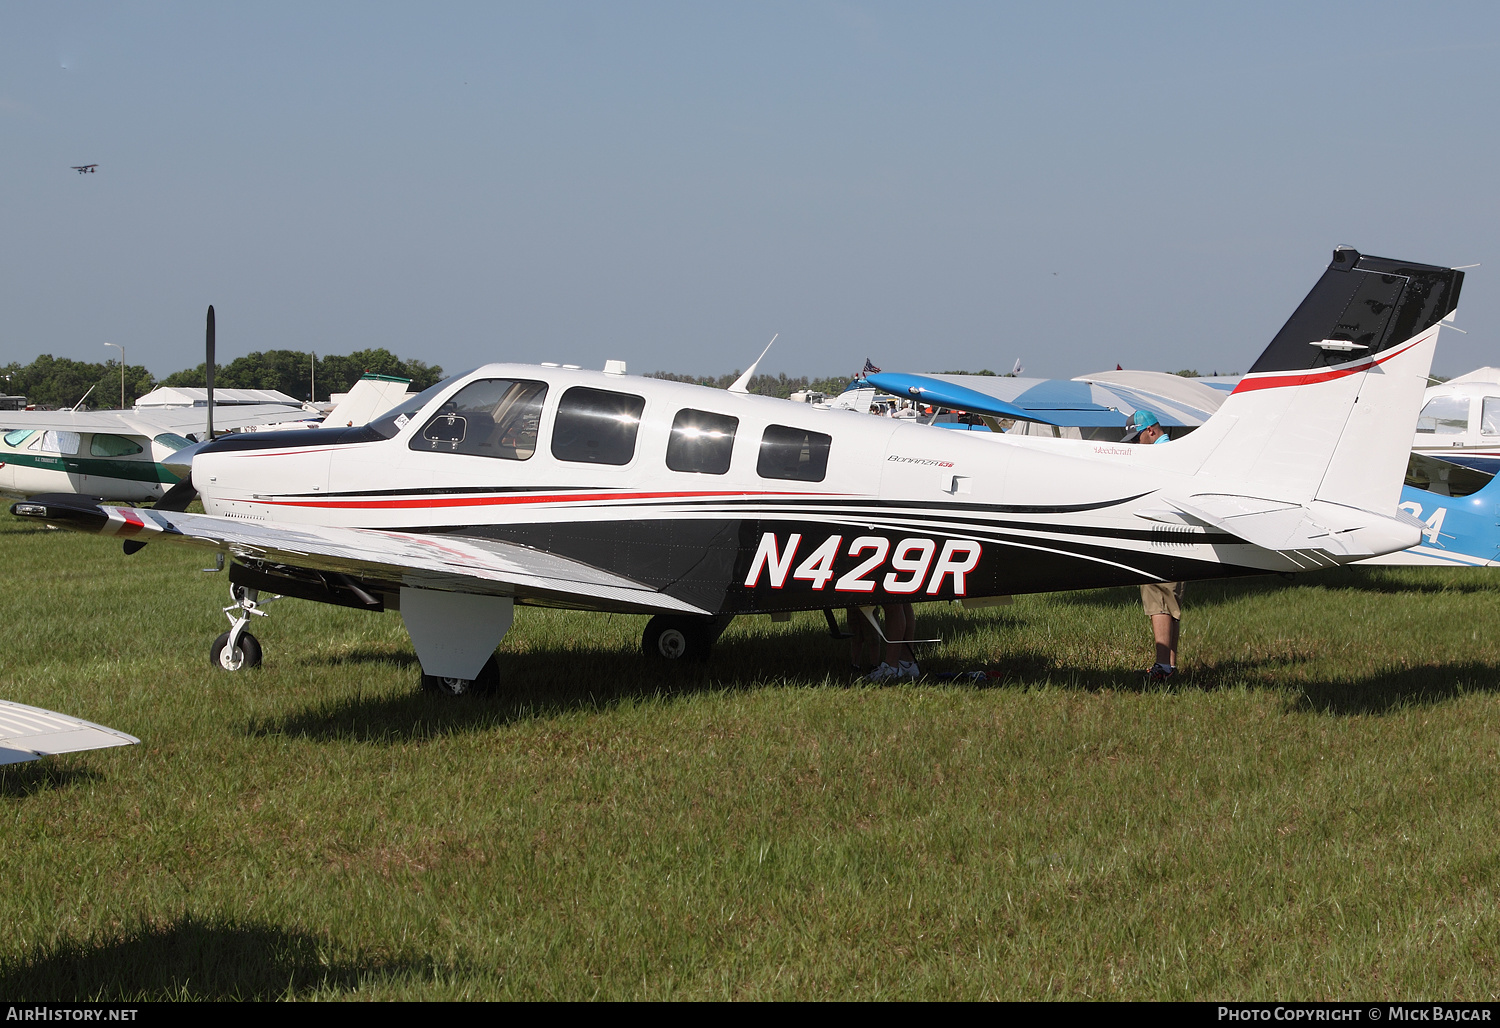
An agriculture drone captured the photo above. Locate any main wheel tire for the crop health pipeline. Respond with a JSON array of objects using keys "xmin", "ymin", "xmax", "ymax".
[
  {"xmin": 211, "ymin": 630, "xmax": 262, "ymax": 671},
  {"xmin": 420, "ymin": 653, "xmax": 500, "ymax": 697},
  {"xmin": 642, "ymin": 615, "xmax": 714, "ymax": 662}
]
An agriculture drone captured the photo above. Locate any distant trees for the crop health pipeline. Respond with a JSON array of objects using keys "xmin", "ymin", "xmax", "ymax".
[
  {"xmin": 161, "ymin": 348, "xmax": 445, "ymax": 401},
  {"xmin": 646, "ymin": 371, "xmax": 850, "ymax": 398},
  {"xmin": 0, "ymin": 355, "xmax": 156, "ymax": 408},
  {"xmin": 1, "ymin": 348, "xmax": 444, "ymax": 409}
]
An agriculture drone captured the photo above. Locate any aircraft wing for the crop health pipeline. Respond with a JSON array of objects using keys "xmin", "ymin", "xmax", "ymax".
[
  {"xmin": 10, "ymin": 495, "xmax": 712, "ymax": 616},
  {"xmin": 865, "ymin": 371, "xmax": 1225, "ymax": 429},
  {"xmin": 143, "ymin": 405, "xmax": 319, "ymax": 434},
  {"xmin": 0, "ymin": 406, "xmax": 317, "ymax": 437},
  {"xmin": 0, "ymin": 700, "xmax": 139, "ymax": 766}
]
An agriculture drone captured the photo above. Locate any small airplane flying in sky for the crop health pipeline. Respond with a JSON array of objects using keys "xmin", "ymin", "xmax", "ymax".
[
  {"xmin": 9, "ymin": 248, "xmax": 1464, "ymax": 694},
  {"xmin": 71, "ymin": 164, "xmax": 97, "ymax": 174}
]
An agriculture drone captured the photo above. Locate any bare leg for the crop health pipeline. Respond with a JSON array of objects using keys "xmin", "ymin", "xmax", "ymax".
[
  {"xmin": 882, "ymin": 603, "xmax": 913, "ymax": 667},
  {"xmin": 1151, "ymin": 613, "xmax": 1179, "ymax": 668}
]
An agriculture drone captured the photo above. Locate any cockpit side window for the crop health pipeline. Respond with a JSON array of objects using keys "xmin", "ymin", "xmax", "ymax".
[
  {"xmin": 1481, "ymin": 398, "xmax": 1500, "ymax": 438},
  {"xmin": 366, "ymin": 371, "xmax": 474, "ymax": 440},
  {"xmin": 90, "ymin": 434, "xmax": 145, "ymax": 457},
  {"xmin": 1416, "ymin": 396, "xmax": 1470, "ymax": 435},
  {"xmin": 666, "ymin": 409, "xmax": 737, "ymax": 475},
  {"xmin": 757, "ymin": 425, "xmax": 832, "ymax": 482},
  {"xmin": 2, "ymin": 429, "xmax": 35, "ymax": 448},
  {"xmin": 552, "ymin": 387, "xmax": 646, "ymax": 465},
  {"xmin": 409, "ymin": 378, "xmax": 548, "ymax": 460}
]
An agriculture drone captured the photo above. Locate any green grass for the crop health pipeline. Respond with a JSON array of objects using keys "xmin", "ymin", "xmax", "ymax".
[{"xmin": 2, "ymin": 515, "xmax": 1499, "ymax": 999}]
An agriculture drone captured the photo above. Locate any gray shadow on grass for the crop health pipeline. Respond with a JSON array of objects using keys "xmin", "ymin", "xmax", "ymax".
[
  {"xmin": 1290, "ymin": 662, "xmax": 1500, "ymax": 715},
  {"xmin": 0, "ymin": 761, "xmax": 104, "ymax": 798},
  {"xmin": 253, "ymin": 613, "xmax": 1019, "ymax": 742},
  {"xmin": 0, "ymin": 914, "xmax": 446, "ymax": 1000},
  {"xmin": 1054, "ymin": 566, "xmax": 1500, "ymax": 612}
]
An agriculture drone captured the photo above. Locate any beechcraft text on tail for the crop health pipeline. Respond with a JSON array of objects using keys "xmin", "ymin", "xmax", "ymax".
[{"xmin": 10, "ymin": 247, "xmax": 1464, "ymax": 694}]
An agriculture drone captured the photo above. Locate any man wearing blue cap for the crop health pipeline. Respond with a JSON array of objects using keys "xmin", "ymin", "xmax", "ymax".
[{"xmin": 1124, "ymin": 410, "xmax": 1180, "ymax": 681}]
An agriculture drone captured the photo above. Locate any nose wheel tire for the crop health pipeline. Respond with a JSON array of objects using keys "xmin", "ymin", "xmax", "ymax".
[
  {"xmin": 211, "ymin": 630, "xmax": 262, "ymax": 671},
  {"xmin": 642, "ymin": 615, "xmax": 715, "ymax": 662}
]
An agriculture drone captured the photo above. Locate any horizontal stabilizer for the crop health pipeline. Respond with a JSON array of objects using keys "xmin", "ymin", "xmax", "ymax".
[{"xmin": 1164, "ymin": 493, "xmax": 1422, "ymax": 559}]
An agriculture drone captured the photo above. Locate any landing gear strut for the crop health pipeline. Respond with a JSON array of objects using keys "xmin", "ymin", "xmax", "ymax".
[
  {"xmin": 641, "ymin": 615, "xmax": 732, "ymax": 662},
  {"xmin": 211, "ymin": 583, "xmax": 280, "ymax": 671}
]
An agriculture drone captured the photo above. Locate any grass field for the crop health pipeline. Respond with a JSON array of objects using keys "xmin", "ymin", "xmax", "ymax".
[{"xmin": 2, "ymin": 513, "xmax": 1499, "ymax": 1000}]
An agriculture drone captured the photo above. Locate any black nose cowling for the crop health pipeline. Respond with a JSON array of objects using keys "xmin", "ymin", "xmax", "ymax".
[{"xmin": 196, "ymin": 424, "xmax": 384, "ymax": 455}]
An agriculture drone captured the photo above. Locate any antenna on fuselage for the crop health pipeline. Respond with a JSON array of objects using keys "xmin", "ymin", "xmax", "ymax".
[{"xmin": 728, "ymin": 334, "xmax": 778, "ymax": 394}]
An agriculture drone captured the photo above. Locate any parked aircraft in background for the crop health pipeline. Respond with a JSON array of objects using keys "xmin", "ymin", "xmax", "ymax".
[
  {"xmin": 9, "ymin": 248, "xmax": 1464, "ymax": 695},
  {"xmin": 0, "ymin": 405, "xmax": 313, "ymax": 502},
  {"xmin": 1410, "ymin": 367, "xmax": 1500, "ymax": 477},
  {"xmin": 0, "ymin": 375, "xmax": 415, "ymax": 501}
]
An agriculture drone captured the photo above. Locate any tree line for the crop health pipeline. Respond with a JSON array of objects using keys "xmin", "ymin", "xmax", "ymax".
[
  {"xmin": 1, "ymin": 349, "xmax": 445, "ymax": 409},
  {"xmin": 4, "ymin": 349, "xmax": 1100, "ymax": 410}
]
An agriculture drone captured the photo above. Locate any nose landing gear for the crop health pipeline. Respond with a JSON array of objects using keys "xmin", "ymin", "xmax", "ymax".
[{"xmin": 211, "ymin": 583, "xmax": 280, "ymax": 670}]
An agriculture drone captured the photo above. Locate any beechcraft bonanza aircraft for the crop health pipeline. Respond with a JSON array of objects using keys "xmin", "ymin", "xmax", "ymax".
[{"xmin": 8, "ymin": 248, "xmax": 1465, "ymax": 694}]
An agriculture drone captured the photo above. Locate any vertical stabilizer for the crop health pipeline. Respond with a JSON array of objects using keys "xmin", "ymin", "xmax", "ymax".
[{"xmin": 1188, "ymin": 248, "xmax": 1463, "ymax": 511}]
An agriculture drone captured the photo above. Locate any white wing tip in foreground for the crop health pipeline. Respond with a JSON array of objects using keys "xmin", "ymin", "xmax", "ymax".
[{"xmin": 0, "ymin": 700, "xmax": 139, "ymax": 767}]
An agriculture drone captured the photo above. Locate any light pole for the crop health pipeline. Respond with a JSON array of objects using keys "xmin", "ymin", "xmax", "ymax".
[{"xmin": 103, "ymin": 342, "xmax": 125, "ymax": 408}]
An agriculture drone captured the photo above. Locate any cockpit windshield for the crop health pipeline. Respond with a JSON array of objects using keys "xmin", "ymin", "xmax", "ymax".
[{"xmin": 364, "ymin": 371, "xmax": 475, "ymax": 440}]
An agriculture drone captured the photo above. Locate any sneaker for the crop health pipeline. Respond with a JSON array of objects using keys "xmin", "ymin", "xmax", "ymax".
[
  {"xmin": 898, "ymin": 660, "xmax": 921, "ymax": 680},
  {"xmin": 864, "ymin": 662, "xmax": 901, "ymax": 682},
  {"xmin": 1147, "ymin": 662, "xmax": 1175, "ymax": 682}
]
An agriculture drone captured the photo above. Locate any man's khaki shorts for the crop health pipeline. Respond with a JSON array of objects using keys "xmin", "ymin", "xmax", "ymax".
[{"xmin": 1140, "ymin": 581, "xmax": 1185, "ymax": 620}]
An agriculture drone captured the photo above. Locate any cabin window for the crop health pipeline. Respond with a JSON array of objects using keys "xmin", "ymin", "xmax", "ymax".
[
  {"xmin": 666, "ymin": 409, "xmax": 737, "ymax": 475},
  {"xmin": 90, "ymin": 434, "xmax": 144, "ymax": 457},
  {"xmin": 757, "ymin": 424, "xmax": 832, "ymax": 482},
  {"xmin": 153, "ymin": 433, "xmax": 194, "ymax": 452},
  {"xmin": 37, "ymin": 431, "xmax": 80, "ymax": 455},
  {"xmin": 1481, "ymin": 399, "xmax": 1500, "ymax": 437},
  {"xmin": 409, "ymin": 378, "xmax": 548, "ymax": 460},
  {"xmin": 1416, "ymin": 396, "xmax": 1469, "ymax": 435},
  {"xmin": 552, "ymin": 387, "xmax": 645, "ymax": 465},
  {"xmin": 3, "ymin": 429, "xmax": 35, "ymax": 448}
]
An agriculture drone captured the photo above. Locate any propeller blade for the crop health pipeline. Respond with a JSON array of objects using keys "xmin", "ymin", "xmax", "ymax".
[
  {"xmin": 154, "ymin": 476, "xmax": 199, "ymax": 513},
  {"xmin": 205, "ymin": 305, "xmax": 215, "ymax": 440},
  {"xmin": 123, "ymin": 458, "xmax": 201, "ymax": 555}
]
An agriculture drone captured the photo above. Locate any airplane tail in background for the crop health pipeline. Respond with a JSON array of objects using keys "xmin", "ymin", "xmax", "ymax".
[{"xmin": 1181, "ymin": 247, "xmax": 1463, "ymax": 515}]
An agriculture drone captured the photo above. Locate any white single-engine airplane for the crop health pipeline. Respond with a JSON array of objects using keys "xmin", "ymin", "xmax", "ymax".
[{"xmin": 9, "ymin": 248, "xmax": 1464, "ymax": 693}]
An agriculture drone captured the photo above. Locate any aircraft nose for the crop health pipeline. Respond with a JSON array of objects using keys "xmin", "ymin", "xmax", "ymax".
[{"xmin": 160, "ymin": 439, "xmax": 211, "ymax": 478}]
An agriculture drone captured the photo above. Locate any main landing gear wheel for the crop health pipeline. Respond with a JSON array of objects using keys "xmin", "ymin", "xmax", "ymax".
[
  {"xmin": 211, "ymin": 630, "xmax": 262, "ymax": 671},
  {"xmin": 642, "ymin": 615, "xmax": 717, "ymax": 662},
  {"xmin": 421, "ymin": 654, "xmax": 500, "ymax": 697}
]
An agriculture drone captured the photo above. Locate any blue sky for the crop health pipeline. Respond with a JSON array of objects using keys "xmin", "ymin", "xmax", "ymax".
[{"xmin": 3, "ymin": 2, "xmax": 1498, "ymax": 382}]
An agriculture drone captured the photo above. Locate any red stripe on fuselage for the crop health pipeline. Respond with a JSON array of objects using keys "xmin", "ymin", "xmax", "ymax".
[
  {"xmin": 251, "ymin": 489, "xmax": 839, "ymax": 510},
  {"xmin": 1229, "ymin": 333, "xmax": 1431, "ymax": 394}
]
